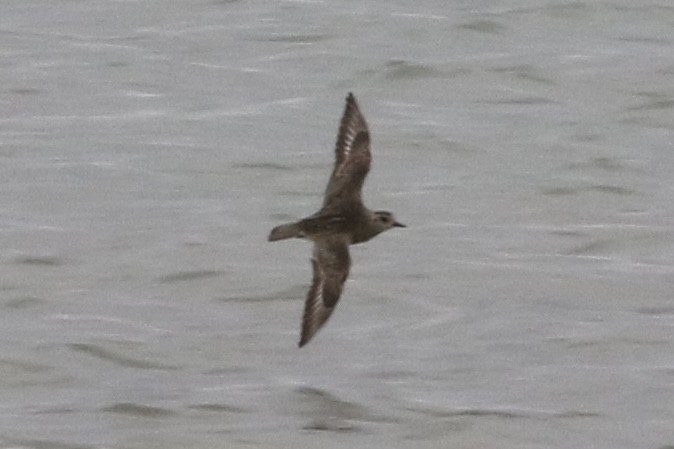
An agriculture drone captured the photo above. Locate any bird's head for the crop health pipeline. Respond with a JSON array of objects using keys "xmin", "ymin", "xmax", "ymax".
[{"xmin": 372, "ymin": 211, "xmax": 406, "ymax": 234}]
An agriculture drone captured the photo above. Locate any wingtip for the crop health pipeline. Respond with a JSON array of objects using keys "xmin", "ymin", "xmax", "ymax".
[
  {"xmin": 298, "ymin": 333, "xmax": 311, "ymax": 348},
  {"xmin": 298, "ymin": 323, "xmax": 312, "ymax": 348}
]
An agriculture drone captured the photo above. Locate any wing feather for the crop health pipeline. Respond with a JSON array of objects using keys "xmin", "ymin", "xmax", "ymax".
[
  {"xmin": 321, "ymin": 93, "xmax": 371, "ymax": 215},
  {"xmin": 298, "ymin": 238, "xmax": 350, "ymax": 347}
]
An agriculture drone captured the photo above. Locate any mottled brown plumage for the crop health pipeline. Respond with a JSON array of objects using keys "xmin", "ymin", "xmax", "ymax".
[{"xmin": 268, "ymin": 93, "xmax": 404, "ymax": 347}]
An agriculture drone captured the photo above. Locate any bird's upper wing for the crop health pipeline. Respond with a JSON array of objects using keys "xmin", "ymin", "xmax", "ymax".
[
  {"xmin": 298, "ymin": 237, "xmax": 351, "ymax": 347},
  {"xmin": 321, "ymin": 93, "xmax": 371, "ymax": 215}
]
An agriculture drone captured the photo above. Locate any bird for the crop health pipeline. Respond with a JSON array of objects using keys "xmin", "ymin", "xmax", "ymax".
[{"xmin": 268, "ymin": 92, "xmax": 405, "ymax": 347}]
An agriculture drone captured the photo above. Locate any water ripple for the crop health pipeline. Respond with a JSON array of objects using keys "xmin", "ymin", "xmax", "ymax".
[
  {"xmin": 457, "ymin": 19, "xmax": 509, "ymax": 34},
  {"xmin": 188, "ymin": 403, "xmax": 249, "ymax": 414},
  {"xmin": 101, "ymin": 402, "xmax": 177, "ymax": 418},
  {"xmin": 294, "ymin": 387, "xmax": 395, "ymax": 433},
  {"xmin": 157, "ymin": 270, "xmax": 226, "ymax": 284},
  {"xmin": 5, "ymin": 439, "xmax": 96, "ymax": 449},
  {"xmin": 67, "ymin": 343, "xmax": 179, "ymax": 370},
  {"xmin": 13, "ymin": 255, "xmax": 63, "ymax": 266}
]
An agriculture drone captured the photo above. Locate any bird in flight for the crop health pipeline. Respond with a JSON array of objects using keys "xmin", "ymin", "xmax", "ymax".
[{"xmin": 268, "ymin": 93, "xmax": 405, "ymax": 347}]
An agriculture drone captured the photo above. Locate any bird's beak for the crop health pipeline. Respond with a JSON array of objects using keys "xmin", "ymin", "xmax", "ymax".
[{"xmin": 393, "ymin": 221, "xmax": 406, "ymax": 228}]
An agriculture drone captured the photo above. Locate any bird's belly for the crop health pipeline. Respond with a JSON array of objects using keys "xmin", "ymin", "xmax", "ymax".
[{"xmin": 299, "ymin": 215, "xmax": 349, "ymax": 237}]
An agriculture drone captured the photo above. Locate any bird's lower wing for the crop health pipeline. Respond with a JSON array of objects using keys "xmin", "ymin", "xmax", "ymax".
[{"xmin": 298, "ymin": 239, "xmax": 350, "ymax": 347}]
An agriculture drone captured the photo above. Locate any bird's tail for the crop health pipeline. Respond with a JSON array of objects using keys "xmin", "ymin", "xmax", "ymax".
[{"xmin": 268, "ymin": 222, "xmax": 302, "ymax": 241}]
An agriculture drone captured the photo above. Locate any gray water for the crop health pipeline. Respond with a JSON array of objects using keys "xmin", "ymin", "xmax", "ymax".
[{"xmin": 2, "ymin": 1, "xmax": 674, "ymax": 448}]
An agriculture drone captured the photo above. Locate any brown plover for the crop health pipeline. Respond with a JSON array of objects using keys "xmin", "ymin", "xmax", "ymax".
[{"xmin": 268, "ymin": 93, "xmax": 405, "ymax": 347}]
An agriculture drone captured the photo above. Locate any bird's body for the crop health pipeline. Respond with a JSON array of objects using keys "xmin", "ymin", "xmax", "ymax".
[
  {"xmin": 269, "ymin": 209, "xmax": 396, "ymax": 245},
  {"xmin": 268, "ymin": 93, "xmax": 404, "ymax": 347}
]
